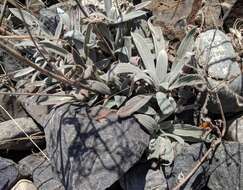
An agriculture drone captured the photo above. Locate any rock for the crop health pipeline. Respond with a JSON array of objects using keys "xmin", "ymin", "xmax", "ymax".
[
  {"xmin": 18, "ymin": 152, "xmax": 64, "ymax": 190},
  {"xmin": 120, "ymin": 162, "xmax": 167, "ymax": 190},
  {"xmin": 0, "ymin": 86, "xmax": 27, "ymax": 122},
  {"xmin": 149, "ymin": 0, "xmax": 202, "ymax": 40},
  {"xmin": 202, "ymin": 0, "xmax": 223, "ymax": 28},
  {"xmin": 44, "ymin": 103, "xmax": 150, "ymax": 190},
  {"xmin": 11, "ymin": 180, "xmax": 37, "ymax": 190},
  {"xmin": 0, "ymin": 117, "xmax": 44, "ymax": 150},
  {"xmin": 226, "ymin": 116, "xmax": 243, "ymax": 142},
  {"xmin": 196, "ymin": 29, "xmax": 243, "ymax": 113},
  {"xmin": 0, "ymin": 156, "xmax": 19, "ymax": 190},
  {"xmin": 0, "ymin": 49, "xmax": 23, "ymax": 73},
  {"xmin": 164, "ymin": 143, "xmax": 209, "ymax": 190},
  {"xmin": 207, "ymin": 142, "xmax": 243, "ymax": 190},
  {"xmin": 19, "ymin": 96, "xmax": 49, "ymax": 127},
  {"xmin": 224, "ymin": 0, "xmax": 243, "ymax": 29}
]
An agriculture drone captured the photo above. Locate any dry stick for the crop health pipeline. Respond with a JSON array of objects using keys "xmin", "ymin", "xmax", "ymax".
[
  {"xmin": 0, "ymin": 0, "xmax": 8, "ymax": 26},
  {"xmin": 0, "ymin": 40, "xmax": 97, "ymax": 93},
  {"xmin": 73, "ymin": 0, "xmax": 89, "ymax": 18},
  {"xmin": 0, "ymin": 91, "xmax": 75, "ymax": 97},
  {"xmin": 172, "ymin": 138, "xmax": 221, "ymax": 190},
  {"xmin": 215, "ymin": 92, "xmax": 227, "ymax": 137},
  {"xmin": 0, "ymin": 104, "xmax": 49, "ymax": 161},
  {"xmin": 0, "ymin": 35, "xmax": 42, "ymax": 39}
]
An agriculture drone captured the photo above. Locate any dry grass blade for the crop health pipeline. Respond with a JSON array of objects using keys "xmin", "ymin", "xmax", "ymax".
[{"xmin": 0, "ymin": 104, "xmax": 49, "ymax": 161}]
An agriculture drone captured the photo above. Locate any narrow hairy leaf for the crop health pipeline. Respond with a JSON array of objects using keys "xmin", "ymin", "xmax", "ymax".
[
  {"xmin": 156, "ymin": 92, "xmax": 176, "ymax": 115},
  {"xmin": 84, "ymin": 23, "xmax": 93, "ymax": 57},
  {"xmin": 104, "ymin": 0, "xmax": 112, "ymax": 18},
  {"xmin": 117, "ymin": 95, "xmax": 152, "ymax": 118},
  {"xmin": 156, "ymin": 50, "xmax": 168, "ymax": 82},
  {"xmin": 168, "ymin": 52, "xmax": 193, "ymax": 86},
  {"xmin": 40, "ymin": 41, "xmax": 68, "ymax": 57},
  {"xmin": 169, "ymin": 74, "xmax": 204, "ymax": 90},
  {"xmin": 38, "ymin": 94, "xmax": 74, "ymax": 106},
  {"xmin": 172, "ymin": 124, "xmax": 216, "ymax": 142},
  {"xmin": 138, "ymin": 105, "xmax": 157, "ymax": 115},
  {"xmin": 135, "ymin": 1, "xmax": 151, "ymax": 10},
  {"xmin": 173, "ymin": 27, "xmax": 197, "ymax": 68},
  {"xmin": 131, "ymin": 32, "xmax": 156, "ymax": 75},
  {"xmin": 148, "ymin": 136, "xmax": 174, "ymax": 165},
  {"xmin": 116, "ymin": 10, "xmax": 147, "ymax": 24},
  {"xmin": 86, "ymin": 80, "xmax": 111, "ymax": 95},
  {"xmin": 148, "ymin": 17, "xmax": 165, "ymax": 57},
  {"xmin": 9, "ymin": 8, "xmax": 39, "ymax": 26},
  {"xmin": 14, "ymin": 67, "xmax": 35, "ymax": 78},
  {"xmin": 134, "ymin": 114, "xmax": 158, "ymax": 134}
]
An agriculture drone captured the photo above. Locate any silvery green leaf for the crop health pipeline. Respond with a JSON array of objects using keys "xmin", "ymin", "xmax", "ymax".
[
  {"xmin": 104, "ymin": 99, "xmax": 116, "ymax": 109},
  {"xmin": 131, "ymin": 32, "xmax": 157, "ymax": 83},
  {"xmin": 134, "ymin": 114, "xmax": 158, "ymax": 135},
  {"xmin": 57, "ymin": 8, "xmax": 70, "ymax": 30},
  {"xmin": 148, "ymin": 136, "xmax": 174, "ymax": 165},
  {"xmin": 84, "ymin": 23, "xmax": 93, "ymax": 57},
  {"xmin": 173, "ymin": 27, "xmax": 197, "ymax": 68},
  {"xmin": 148, "ymin": 17, "xmax": 165, "ymax": 57},
  {"xmin": 133, "ymin": 73, "xmax": 154, "ymax": 85},
  {"xmin": 104, "ymin": 0, "xmax": 112, "ymax": 18},
  {"xmin": 169, "ymin": 74, "xmax": 205, "ymax": 90},
  {"xmin": 135, "ymin": 1, "xmax": 151, "ymax": 10},
  {"xmin": 9, "ymin": 8, "xmax": 39, "ymax": 26},
  {"xmin": 156, "ymin": 92, "xmax": 176, "ymax": 115},
  {"xmin": 117, "ymin": 95, "xmax": 152, "ymax": 118},
  {"xmin": 40, "ymin": 40, "xmax": 69, "ymax": 57},
  {"xmin": 54, "ymin": 17, "xmax": 63, "ymax": 40},
  {"xmin": 86, "ymin": 80, "xmax": 111, "ymax": 95},
  {"xmin": 38, "ymin": 94, "xmax": 74, "ymax": 106},
  {"xmin": 114, "ymin": 95, "xmax": 127, "ymax": 107},
  {"xmin": 159, "ymin": 120, "xmax": 173, "ymax": 130},
  {"xmin": 171, "ymin": 124, "xmax": 214, "ymax": 142},
  {"xmin": 112, "ymin": 63, "xmax": 153, "ymax": 84},
  {"xmin": 14, "ymin": 67, "xmax": 35, "ymax": 78},
  {"xmin": 124, "ymin": 36, "xmax": 132, "ymax": 59},
  {"xmin": 64, "ymin": 30, "xmax": 85, "ymax": 42},
  {"xmin": 14, "ymin": 40, "xmax": 35, "ymax": 47},
  {"xmin": 168, "ymin": 52, "xmax": 193, "ymax": 86},
  {"xmin": 115, "ymin": 10, "xmax": 147, "ymax": 24},
  {"xmin": 159, "ymin": 81, "xmax": 169, "ymax": 91},
  {"xmin": 138, "ymin": 105, "xmax": 157, "ymax": 115},
  {"xmin": 156, "ymin": 50, "xmax": 168, "ymax": 82},
  {"xmin": 160, "ymin": 133, "xmax": 184, "ymax": 144}
]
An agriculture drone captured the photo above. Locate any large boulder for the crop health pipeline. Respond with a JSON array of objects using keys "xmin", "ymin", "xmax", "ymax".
[{"xmin": 44, "ymin": 103, "xmax": 150, "ymax": 190}]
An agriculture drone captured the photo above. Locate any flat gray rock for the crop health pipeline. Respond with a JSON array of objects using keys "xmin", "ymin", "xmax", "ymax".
[
  {"xmin": 18, "ymin": 152, "xmax": 64, "ymax": 190},
  {"xmin": 207, "ymin": 142, "xmax": 243, "ymax": 190},
  {"xmin": 0, "ymin": 156, "xmax": 19, "ymax": 190},
  {"xmin": 44, "ymin": 103, "xmax": 150, "ymax": 190},
  {"xmin": 0, "ymin": 117, "xmax": 44, "ymax": 150}
]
